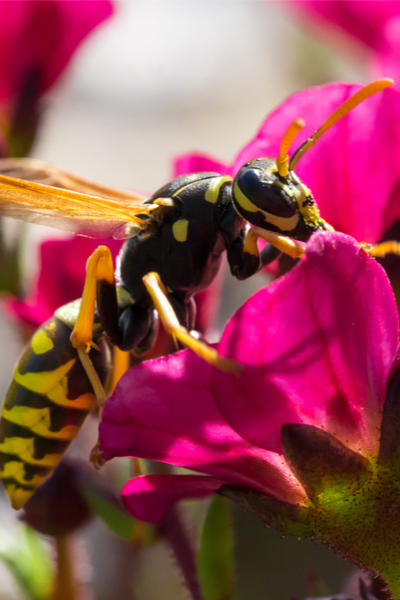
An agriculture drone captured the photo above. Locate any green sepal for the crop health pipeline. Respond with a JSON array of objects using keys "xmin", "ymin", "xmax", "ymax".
[
  {"xmin": 218, "ymin": 485, "xmax": 312, "ymax": 537},
  {"xmin": 197, "ymin": 496, "xmax": 235, "ymax": 600},
  {"xmin": 82, "ymin": 483, "xmax": 136, "ymax": 541},
  {"xmin": 281, "ymin": 424, "xmax": 371, "ymax": 504},
  {"xmin": 0, "ymin": 525, "xmax": 53, "ymax": 600},
  {"xmin": 378, "ymin": 364, "xmax": 400, "ymax": 472}
]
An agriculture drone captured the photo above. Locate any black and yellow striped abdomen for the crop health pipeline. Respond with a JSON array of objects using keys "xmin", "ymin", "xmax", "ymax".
[{"xmin": 0, "ymin": 312, "xmax": 111, "ymax": 509}]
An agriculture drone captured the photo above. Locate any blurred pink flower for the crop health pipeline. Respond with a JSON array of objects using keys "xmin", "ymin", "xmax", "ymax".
[
  {"xmin": 288, "ymin": 1, "xmax": 400, "ymax": 84},
  {"xmin": 0, "ymin": 0, "xmax": 113, "ymax": 111},
  {"xmin": 100, "ymin": 232, "xmax": 400, "ymax": 521},
  {"xmin": 6, "ymin": 236, "xmax": 122, "ymax": 330},
  {"xmin": 175, "ymin": 82, "xmax": 400, "ymax": 245},
  {"xmin": 0, "ymin": 0, "xmax": 113, "ymax": 155}
]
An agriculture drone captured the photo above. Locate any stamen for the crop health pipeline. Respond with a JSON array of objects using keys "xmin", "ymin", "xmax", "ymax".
[
  {"xmin": 276, "ymin": 118, "xmax": 305, "ymax": 177},
  {"xmin": 289, "ymin": 78, "xmax": 393, "ymax": 171}
]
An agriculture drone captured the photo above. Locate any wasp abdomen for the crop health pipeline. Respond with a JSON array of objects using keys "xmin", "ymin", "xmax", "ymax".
[{"xmin": 0, "ymin": 315, "xmax": 111, "ymax": 509}]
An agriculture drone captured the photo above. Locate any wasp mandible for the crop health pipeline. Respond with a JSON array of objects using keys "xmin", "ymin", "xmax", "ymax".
[{"xmin": 0, "ymin": 79, "xmax": 397, "ymax": 509}]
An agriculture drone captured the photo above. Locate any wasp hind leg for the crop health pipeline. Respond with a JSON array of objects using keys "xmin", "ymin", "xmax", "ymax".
[
  {"xmin": 70, "ymin": 246, "xmax": 119, "ymax": 468},
  {"xmin": 360, "ymin": 241, "xmax": 400, "ymax": 258},
  {"xmin": 142, "ymin": 272, "xmax": 241, "ymax": 375}
]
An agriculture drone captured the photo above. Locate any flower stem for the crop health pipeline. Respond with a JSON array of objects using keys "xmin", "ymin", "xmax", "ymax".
[
  {"xmin": 160, "ymin": 507, "xmax": 204, "ymax": 600},
  {"xmin": 51, "ymin": 536, "xmax": 80, "ymax": 600}
]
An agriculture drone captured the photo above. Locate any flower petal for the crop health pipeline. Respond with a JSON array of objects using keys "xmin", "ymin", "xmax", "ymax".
[
  {"xmin": 290, "ymin": 1, "xmax": 399, "ymax": 51},
  {"xmin": 213, "ymin": 232, "xmax": 399, "ymax": 458},
  {"xmin": 233, "ymin": 83, "xmax": 400, "ymax": 242},
  {"xmin": 173, "ymin": 153, "xmax": 230, "ymax": 177},
  {"xmin": 100, "ymin": 350, "xmax": 307, "ymax": 505},
  {"xmin": 6, "ymin": 236, "xmax": 122, "ymax": 329},
  {"xmin": 0, "ymin": 0, "xmax": 113, "ymax": 105},
  {"xmin": 122, "ymin": 474, "xmax": 230, "ymax": 522}
]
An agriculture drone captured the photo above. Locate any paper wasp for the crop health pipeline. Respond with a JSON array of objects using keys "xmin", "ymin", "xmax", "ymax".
[{"xmin": 0, "ymin": 79, "xmax": 397, "ymax": 510}]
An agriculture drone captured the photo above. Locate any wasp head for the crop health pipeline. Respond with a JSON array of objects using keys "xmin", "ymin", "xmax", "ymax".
[{"xmin": 232, "ymin": 158, "xmax": 330, "ymax": 242}]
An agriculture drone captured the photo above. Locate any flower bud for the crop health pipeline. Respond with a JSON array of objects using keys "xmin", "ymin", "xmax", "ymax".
[{"xmin": 20, "ymin": 461, "xmax": 92, "ymax": 537}]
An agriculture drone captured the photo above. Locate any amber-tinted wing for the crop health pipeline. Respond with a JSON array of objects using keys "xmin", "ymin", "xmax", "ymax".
[
  {"xmin": 0, "ymin": 162, "xmax": 155, "ymax": 239},
  {"xmin": 0, "ymin": 158, "xmax": 146, "ymax": 201}
]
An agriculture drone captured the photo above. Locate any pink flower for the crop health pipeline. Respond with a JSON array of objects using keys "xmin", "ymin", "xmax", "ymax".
[
  {"xmin": 99, "ymin": 232, "xmax": 400, "ymax": 522},
  {"xmin": 175, "ymin": 82, "xmax": 400, "ymax": 244},
  {"xmin": 0, "ymin": 0, "xmax": 113, "ymax": 110},
  {"xmin": 0, "ymin": 0, "xmax": 113, "ymax": 156},
  {"xmin": 6, "ymin": 236, "xmax": 122, "ymax": 330},
  {"xmin": 288, "ymin": 1, "xmax": 400, "ymax": 84}
]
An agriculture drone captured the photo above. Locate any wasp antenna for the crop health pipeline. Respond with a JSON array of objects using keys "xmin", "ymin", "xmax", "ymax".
[
  {"xmin": 276, "ymin": 118, "xmax": 305, "ymax": 177},
  {"xmin": 289, "ymin": 78, "xmax": 393, "ymax": 171}
]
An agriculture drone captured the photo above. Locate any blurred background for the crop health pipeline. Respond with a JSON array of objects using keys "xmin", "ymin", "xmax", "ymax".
[{"xmin": 0, "ymin": 2, "xmax": 372, "ymax": 599}]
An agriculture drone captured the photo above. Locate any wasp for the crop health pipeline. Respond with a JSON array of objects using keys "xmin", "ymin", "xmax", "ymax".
[{"xmin": 0, "ymin": 79, "xmax": 397, "ymax": 510}]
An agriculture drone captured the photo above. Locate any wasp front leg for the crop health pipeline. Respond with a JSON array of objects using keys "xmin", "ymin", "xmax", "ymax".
[
  {"xmin": 143, "ymin": 272, "xmax": 241, "ymax": 375},
  {"xmin": 227, "ymin": 227, "xmax": 305, "ymax": 280}
]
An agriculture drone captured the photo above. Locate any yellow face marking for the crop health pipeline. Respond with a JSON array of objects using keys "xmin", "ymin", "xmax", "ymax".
[
  {"xmin": 172, "ymin": 219, "xmax": 189, "ymax": 242},
  {"xmin": 31, "ymin": 328, "xmax": 55, "ymax": 355},
  {"xmin": 0, "ymin": 437, "xmax": 61, "ymax": 467},
  {"xmin": 5, "ymin": 484, "xmax": 35, "ymax": 510},
  {"xmin": 233, "ymin": 181, "xmax": 299, "ymax": 232},
  {"xmin": 2, "ymin": 406, "xmax": 79, "ymax": 440},
  {"xmin": 0, "ymin": 461, "xmax": 49, "ymax": 487},
  {"xmin": 13, "ymin": 359, "xmax": 75, "ymax": 395},
  {"xmin": 205, "ymin": 176, "xmax": 232, "ymax": 204}
]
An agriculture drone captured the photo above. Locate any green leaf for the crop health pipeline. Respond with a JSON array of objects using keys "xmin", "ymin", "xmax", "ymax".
[
  {"xmin": 82, "ymin": 485, "xmax": 136, "ymax": 541},
  {"xmin": 197, "ymin": 496, "xmax": 235, "ymax": 600},
  {"xmin": 0, "ymin": 525, "xmax": 53, "ymax": 600}
]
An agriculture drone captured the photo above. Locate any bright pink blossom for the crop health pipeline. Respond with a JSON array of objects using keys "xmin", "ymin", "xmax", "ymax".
[
  {"xmin": 175, "ymin": 82, "xmax": 400, "ymax": 244},
  {"xmin": 0, "ymin": 0, "xmax": 113, "ymax": 111},
  {"xmin": 6, "ymin": 236, "xmax": 122, "ymax": 330},
  {"xmin": 100, "ymin": 232, "xmax": 400, "ymax": 522},
  {"xmin": 288, "ymin": 1, "xmax": 400, "ymax": 83}
]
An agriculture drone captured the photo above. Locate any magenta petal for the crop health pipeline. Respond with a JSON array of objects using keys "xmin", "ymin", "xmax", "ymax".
[
  {"xmin": 213, "ymin": 232, "xmax": 399, "ymax": 458},
  {"xmin": 0, "ymin": 0, "xmax": 113, "ymax": 100},
  {"xmin": 122, "ymin": 474, "xmax": 230, "ymax": 522},
  {"xmin": 0, "ymin": 0, "xmax": 113, "ymax": 104},
  {"xmin": 173, "ymin": 153, "xmax": 231, "ymax": 177},
  {"xmin": 233, "ymin": 83, "xmax": 400, "ymax": 242},
  {"xmin": 100, "ymin": 350, "xmax": 306, "ymax": 505},
  {"xmin": 6, "ymin": 236, "xmax": 122, "ymax": 329},
  {"xmin": 291, "ymin": 1, "xmax": 400, "ymax": 51}
]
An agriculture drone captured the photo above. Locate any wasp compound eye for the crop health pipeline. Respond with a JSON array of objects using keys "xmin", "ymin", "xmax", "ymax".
[
  {"xmin": 234, "ymin": 167, "xmax": 297, "ymax": 217},
  {"xmin": 238, "ymin": 168, "xmax": 297, "ymax": 217}
]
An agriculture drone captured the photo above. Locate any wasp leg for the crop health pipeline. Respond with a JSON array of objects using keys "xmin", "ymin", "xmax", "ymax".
[
  {"xmin": 70, "ymin": 246, "xmax": 117, "ymax": 468},
  {"xmin": 70, "ymin": 246, "xmax": 115, "ymax": 351},
  {"xmin": 360, "ymin": 241, "xmax": 400, "ymax": 257},
  {"xmin": 110, "ymin": 346, "xmax": 131, "ymax": 392},
  {"xmin": 227, "ymin": 227, "xmax": 301, "ymax": 281},
  {"xmin": 243, "ymin": 227, "xmax": 305, "ymax": 261},
  {"xmin": 142, "ymin": 272, "xmax": 241, "ymax": 375},
  {"xmin": 88, "ymin": 345, "xmax": 131, "ymax": 468}
]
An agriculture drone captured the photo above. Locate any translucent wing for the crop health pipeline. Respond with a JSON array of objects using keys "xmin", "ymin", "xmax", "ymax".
[
  {"xmin": 0, "ymin": 159, "xmax": 157, "ymax": 239},
  {"xmin": 0, "ymin": 158, "xmax": 146, "ymax": 202},
  {"xmin": 0, "ymin": 172, "xmax": 154, "ymax": 239}
]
